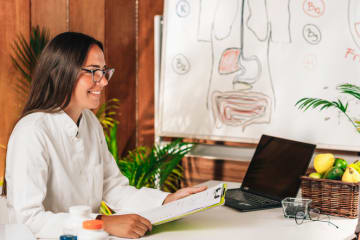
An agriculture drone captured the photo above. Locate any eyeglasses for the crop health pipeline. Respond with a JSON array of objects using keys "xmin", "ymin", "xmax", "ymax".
[
  {"xmin": 81, "ymin": 67, "xmax": 115, "ymax": 84},
  {"xmin": 295, "ymin": 208, "xmax": 339, "ymax": 229}
]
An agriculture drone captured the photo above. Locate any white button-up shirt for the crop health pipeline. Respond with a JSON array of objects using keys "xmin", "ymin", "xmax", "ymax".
[{"xmin": 5, "ymin": 109, "xmax": 168, "ymax": 238}]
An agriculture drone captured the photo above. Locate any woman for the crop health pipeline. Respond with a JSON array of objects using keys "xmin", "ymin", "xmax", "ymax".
[{"xmin": 5, "ymin": 32, "xmax": 206, "ymax": 239}]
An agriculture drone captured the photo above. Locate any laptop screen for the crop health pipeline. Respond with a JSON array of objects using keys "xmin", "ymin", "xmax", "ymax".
[{"xmin": 241, "ymin": 135, "xmax": 316, "ymax": 201}]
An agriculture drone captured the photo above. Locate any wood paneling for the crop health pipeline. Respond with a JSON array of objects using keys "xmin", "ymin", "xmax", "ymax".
[
  {"xmin": 69, "ymin": 0, "xmax": 106, "ymax": 106},
  {"xmin": 182, "ymin": 157, "xmax": 250, "ymax": 187},
  {"xmin": 106, "ymin": 0, "xmax": 137, "ymax": 156},
  {"xmin": 69, "ymin": 0, "xmax": 105, "ymax": 43},
  {"xmin": 31, "ymin": 0, "xmax": 68, "ymax": 37},
  {"xmin": 0, "ymin": 0, "xmax": 30, "ymax": 182},
  {"xmin": 137, "ymin": 0, "xmax": 164, "ymax": 147}
]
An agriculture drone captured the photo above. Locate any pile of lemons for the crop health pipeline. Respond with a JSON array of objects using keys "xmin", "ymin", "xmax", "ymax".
[{"xmin": 308, "ymin": 153, "xmax": 360, "ymax": 183}]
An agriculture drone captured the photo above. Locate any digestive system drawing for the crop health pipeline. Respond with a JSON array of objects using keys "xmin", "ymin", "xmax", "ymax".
[{"xmin": 196, "ymin": 0, "xmax": 291, "ymax": 130}]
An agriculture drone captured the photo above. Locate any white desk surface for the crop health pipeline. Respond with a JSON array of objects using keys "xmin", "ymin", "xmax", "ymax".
[
  {"xmin": 113, "ymin": 180, "xmax": 358, "ymax": 240},
  {"xmin": 0, "ymin": 224, "xmax": 36, "ymax": 240},
  {"xmin": 1, "ymin": 181, "xmax": 358, "ymax": 240}
]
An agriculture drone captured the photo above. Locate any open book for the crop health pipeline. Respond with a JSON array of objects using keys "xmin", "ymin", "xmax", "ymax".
[{"xmin": 139, "ymin": 183, "xmax": 227, "ymax": 225}]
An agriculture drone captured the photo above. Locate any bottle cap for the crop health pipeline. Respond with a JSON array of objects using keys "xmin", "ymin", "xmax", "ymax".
[
  {"xmin": 83, "ymin": 220, "xmax": 103, "ymax": 230},
  {"xmin": 59, "ymin": 235, "xmax": 77, "ymax": 240},
  {"xmin": 69, "ymin": 205, "xmax": 91, "ymax": 216}
]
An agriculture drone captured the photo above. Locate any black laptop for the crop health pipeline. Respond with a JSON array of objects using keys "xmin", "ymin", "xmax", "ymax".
[{"xmin": 225, "ymin": 135, "xmax": 316, "ymax": 212}]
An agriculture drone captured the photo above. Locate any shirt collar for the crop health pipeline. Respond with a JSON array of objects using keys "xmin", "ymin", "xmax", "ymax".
[{"xmin": 54, "ymin": 110, "xmax": 83, "ymax": 138}]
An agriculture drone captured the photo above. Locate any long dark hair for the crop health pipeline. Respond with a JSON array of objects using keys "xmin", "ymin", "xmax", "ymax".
[{"xmin": 22, "ymin": 31, "xmax": 103, "ymax": 117}]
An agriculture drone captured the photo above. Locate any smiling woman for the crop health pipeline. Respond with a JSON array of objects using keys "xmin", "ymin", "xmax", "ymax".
[{"xmin": 4, "ymin": 32, "xmax": 206, "ymax": 239}]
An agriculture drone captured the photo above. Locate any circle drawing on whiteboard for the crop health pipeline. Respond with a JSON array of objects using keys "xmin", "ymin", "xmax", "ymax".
[
  {"xmin": 303, "ymin": 0, "xmax": 325, "ymax": 18},
  {"xmin": 176, "ymin": 0, "xmax": 191, "ymax": 18},
  {"xmin": 303, "ymin": 54, "xmax": 317, "ymax": 71},
  {"xmin": 172, "ymin": 54, "xmax": 191, "ymax": 75},
  {"xmin": 303, "ymin": 24, "xmax": 321, "ymax": 45}
]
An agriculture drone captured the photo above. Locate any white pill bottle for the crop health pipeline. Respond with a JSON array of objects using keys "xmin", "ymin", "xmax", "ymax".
[
  {"xmin": 77, "ymin": 220, "xmax": 109, "ymax": 240},
  {"xmin": 63, "ymin": 205, "xmax": 92, "ymax": 236}
]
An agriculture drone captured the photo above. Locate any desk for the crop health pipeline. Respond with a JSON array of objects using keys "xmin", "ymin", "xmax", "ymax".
[
  {"xmin": 112, "ymin": 181, "xmax": 357, "ymax": 240},
  {"xmin": 0, "ymin": 224, "xmax": 36, "ymax": 240},
  {"xmin": 2, "ymin": 181, "xmax": 358, "ymax": 240}
]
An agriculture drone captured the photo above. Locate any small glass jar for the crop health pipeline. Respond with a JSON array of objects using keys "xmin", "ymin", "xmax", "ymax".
[{"xmin": 281, "ymin": 197, "xmax": 312, "ymax": 218}]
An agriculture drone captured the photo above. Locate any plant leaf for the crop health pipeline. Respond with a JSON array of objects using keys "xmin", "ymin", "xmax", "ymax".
[{"xmin": 338, "ymin": 84, "xmax": 360, "ymax": 101}]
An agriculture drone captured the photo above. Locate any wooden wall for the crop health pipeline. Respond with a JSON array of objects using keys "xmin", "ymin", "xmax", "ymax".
[
  {"xmin": 0, "ymin": 0, "xmax": 30, "ymax": 185},
  {"xmin": 182, "ymin": 157, "xmax": 249, "ymax": 186},
  {"xmin": 0, "ymin": 0, "xmax": 137, "ymax": 183},
  {"xmin": 0, "ymin": 0, "xmax": 248, "ymax": 187},
  {"xmin": 137, "ymin": 0, "xmax": 164, "ymax": 147}
]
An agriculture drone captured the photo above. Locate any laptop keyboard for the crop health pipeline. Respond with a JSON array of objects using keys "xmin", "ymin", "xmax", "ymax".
[
  {"xmin": 225, "ymin": 189, "xmax": 280, "ymax": 210},
  {"xmin": 240, "ymin": 191, "xmax": 279, "ymax": 205}
]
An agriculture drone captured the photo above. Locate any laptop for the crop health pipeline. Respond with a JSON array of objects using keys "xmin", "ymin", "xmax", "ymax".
[{"xmin": 225, "ymin": 134, "xmax": 316, "ymax": 212}]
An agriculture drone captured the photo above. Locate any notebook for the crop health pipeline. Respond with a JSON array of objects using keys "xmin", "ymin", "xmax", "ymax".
[{"xmin": 225, "ymin": 134, "xmax": 316, "ymax": 212}]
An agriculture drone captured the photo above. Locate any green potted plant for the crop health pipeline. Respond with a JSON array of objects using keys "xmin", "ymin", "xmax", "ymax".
[{"xmin": 118, "ymin": 139, "xmax": 194, "ymax": 193}]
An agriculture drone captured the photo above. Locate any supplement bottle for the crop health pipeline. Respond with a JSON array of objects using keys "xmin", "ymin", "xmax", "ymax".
[
  {"xmin": 63, "ymin": 205, "xmax": 92, "ymax": 236},
  {"xmin": 77, "ymin": 220, "xmax": 109, "ymax": 240}
]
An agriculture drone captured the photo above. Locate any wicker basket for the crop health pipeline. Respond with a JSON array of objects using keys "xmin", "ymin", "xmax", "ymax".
[{"xmin": 300, "ymin": 176, "xmax": 360, "ymax": 218}]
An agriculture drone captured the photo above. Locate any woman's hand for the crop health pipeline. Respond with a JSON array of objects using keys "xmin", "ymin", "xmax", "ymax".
[
  {"xmin": 163, "ymin": 186, "xmax": 208, "ymax": 205},
  {"xmin": 102, "ymin": 214, "xmax": 152, "ymax": 238}
]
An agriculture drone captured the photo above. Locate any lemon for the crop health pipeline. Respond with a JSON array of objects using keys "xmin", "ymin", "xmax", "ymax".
[
  {"xmin": 342, "ymin": 167, "xmax": 360, "ymax": 183},
  {"xmin": 314, "ymin": 153, "xmax": 335, "ymax": 174},
  {"xmin": 309, "ymin": 172, "xmax": 322, "ymax": 179},
  {"xmin": 349, "ymin": 161, "xmax": 360, "ymax": 173}
]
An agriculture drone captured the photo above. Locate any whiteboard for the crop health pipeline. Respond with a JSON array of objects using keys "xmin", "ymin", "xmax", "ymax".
[{"xmin": 159, "ymin": 0, "xmax": 360, "ymax": 151}]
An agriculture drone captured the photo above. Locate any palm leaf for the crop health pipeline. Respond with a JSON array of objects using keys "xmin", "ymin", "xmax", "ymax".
[
  {"xmin": 118, "ymin": 146, "xmax": 159, "ymax": 189},
  {"xmin": 337, "ymin": 84, "xmax": 360, "ymax": 101},
  {"xmin": 295, "ymin": 97, "xmax": 348, "ymax": 113},
  {"xmin": 11, "ymin": 38, "xmax": 33, "ymax": 75},
  {"xmin": 96, "ymin": 98, "xmax": 120, "ymax": 134},
  {"xmin": 155, "ymin": 139, "xmax": 194, "ymax": 192},
  {"xmin": 117, "ymin": 139, "xmax": 194, "ymax": 191},
  {"xmin": 11, "ymin": 25, "xmax": 50, "ymax": 97},
  {"xmin": 355, "ymin": 121, "xmax": 360, "ymax": 133},
  {"xmin": 162, "ymin": 164, "xmax": 184, "ymax": 192},
  {"xmin": 296, "ymin": 88, "xmax": 360, "ymax": 131},
  {"xmin": 107, "ymin": 123, "xmax": 119, "ymax": 163}
]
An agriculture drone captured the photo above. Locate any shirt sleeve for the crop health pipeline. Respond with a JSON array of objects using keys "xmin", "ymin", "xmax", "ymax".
[
  {"xmin": 6, "ymin": 122, "xmax": 71, "ymax": 238},
  {"xmin": 98, "ymin": 125, "xmax": 169, "ymax": 213}
]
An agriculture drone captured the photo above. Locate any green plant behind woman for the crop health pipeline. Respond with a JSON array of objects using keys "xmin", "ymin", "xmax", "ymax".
[{"xmin": 118, "ymin": 139, "xmax": 194, "ymax": 193}]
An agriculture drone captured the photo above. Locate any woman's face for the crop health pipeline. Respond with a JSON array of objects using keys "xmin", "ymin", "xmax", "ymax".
[{"xmin": 69, "ymin": 44, "xmax": 108, "ymax": 112}]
